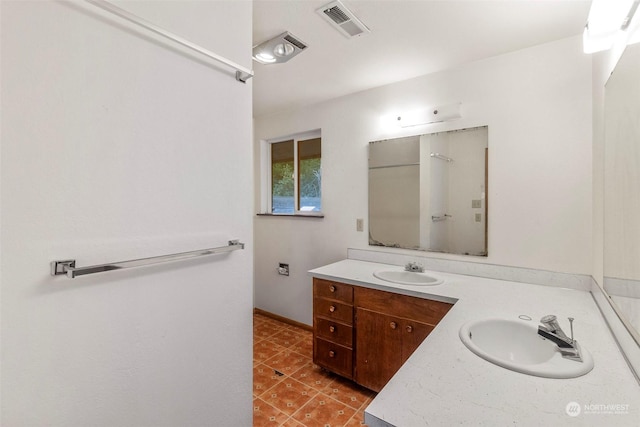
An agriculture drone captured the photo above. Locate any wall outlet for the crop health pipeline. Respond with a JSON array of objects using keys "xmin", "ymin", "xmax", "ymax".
[
  {"xmin": 278, "ymin": 263, "xmax": 289, "ymax": 276},
  {"xmin": 475, "ymin": 213, "xmax": 482, "ymax": 222},
  {"xmin": 356, "ymin": 218, "xmax": 364, "ymax": 232},
  {"xmin": 472, "ymin": 199, "xmax": 482, "ymax": 208}
]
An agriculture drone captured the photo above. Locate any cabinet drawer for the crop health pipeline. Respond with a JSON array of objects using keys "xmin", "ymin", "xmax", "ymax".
[
  {"xmin": 354, "ymin": 286, "xmax": 453, "ymax": 326},
  {"xmin": 314, "ymin": 278, "xmax": 353, "ymax": 303},
  {"xmin": 315, "ymin": 317, "xmax": 353, "ymax": 347},
  {"xmin": 314, "ymin": 338, "xmax": 353, "ymax": 379},
  {"xmin": 314, "ymin": 298, "xmax": 353, "ymax": 324}
]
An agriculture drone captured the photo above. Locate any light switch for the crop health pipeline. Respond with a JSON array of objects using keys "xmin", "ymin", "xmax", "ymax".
[
  {"xmin": 356, "ymin": 218, "xmax": 364, "ymax": 232},
  {"xmin": 472, "ymin": 199, "xmax": 482, "ymax": 208},
  {"xmin": 475, "ymin": 213, "xmax": 482, "ymax": 222}
]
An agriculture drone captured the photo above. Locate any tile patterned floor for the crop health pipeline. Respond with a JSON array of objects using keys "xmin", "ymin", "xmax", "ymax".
[{"xmin": 253, "ymin": 313, "xmax": 375, "ymax": 427}]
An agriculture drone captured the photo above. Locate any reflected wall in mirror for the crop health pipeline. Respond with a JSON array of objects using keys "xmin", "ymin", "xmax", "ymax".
[
  {"xmin": 369, "ymin": 126, "xmax": 488, "ymax": 256},
  {"xmin": 604, "ymin": 41, "xmax": 640, "ymax": 344}
]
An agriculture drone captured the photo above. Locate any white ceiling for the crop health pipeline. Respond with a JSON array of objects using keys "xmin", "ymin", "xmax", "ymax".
[{"xmin": 252, "ymin": 0, "xmax": 591, "ymax": 117}]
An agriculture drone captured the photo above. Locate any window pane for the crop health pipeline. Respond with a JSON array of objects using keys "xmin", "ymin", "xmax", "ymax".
[
  {"xmin": 298, "ymin": 138, "xmax": 321, "ymax": 212},
  {"xmin": 271, "ymin": 140, "xmax": 294, "ymax": 213}
]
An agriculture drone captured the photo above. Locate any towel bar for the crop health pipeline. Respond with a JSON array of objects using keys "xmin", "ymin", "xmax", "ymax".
[{"xmin": 51, "ymin": 240, "xmax": 245, "ymax": 279}]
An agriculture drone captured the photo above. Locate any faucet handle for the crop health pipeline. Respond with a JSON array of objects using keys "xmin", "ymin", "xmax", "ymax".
[
  {"xmin": 540, "ymin": 314, "xmax": 569, "ymax": 338},
  {"xmin": 540, "ymin": 314, "xmax": 557, "ymax": 324}
]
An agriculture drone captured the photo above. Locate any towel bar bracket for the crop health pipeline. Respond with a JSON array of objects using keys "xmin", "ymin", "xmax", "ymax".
[
  {"xmin": 228, "ymin": 239, "xmax": 244, "ymax": 249},
  {"xmin": 235, "ymin": 71, "xmax": 252, "ymax": 83},
  {"xmin": 51, "ymin": 260, "xmax": 76, "ymax": 276}
]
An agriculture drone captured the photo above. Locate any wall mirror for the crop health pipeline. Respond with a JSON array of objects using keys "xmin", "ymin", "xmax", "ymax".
[
  {"xmin": 368, "ymin": 126, "xmax": 488, "ymax": 256},
  {"xmin": 604, "ymin": 41, "xmax": 640, "ymax": 345}
]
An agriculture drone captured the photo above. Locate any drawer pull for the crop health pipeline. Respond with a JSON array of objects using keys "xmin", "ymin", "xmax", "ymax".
[
  {"xmin": 406, "ymin": 325, "xmax": 413, "ymax": 333},
  {"xmin": 329, "ymin": 350, "xmax": 336, "ymax": 358},
  {"xmin": 329, "ymin": 285, "xmax": 336, "ymax": 292},
  {"xmin": 329, "ymin": 325, "xmax": 336, "ymax": 333},
  {"xmin": 329, "ymin": 305, "xmax": 336, "ymax": 313},
  {"xmin": 390, "ymin": 322, "xmax": 397, "ymax": 329}
]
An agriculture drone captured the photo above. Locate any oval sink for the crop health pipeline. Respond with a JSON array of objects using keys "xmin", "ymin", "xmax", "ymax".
[
  {"xmin": 373, "ymin": 270, "xmax": 443, "ymax": 286},
  {"xmin": 459, "ymin": 318, "xmax": 594, "ymax": 379}
]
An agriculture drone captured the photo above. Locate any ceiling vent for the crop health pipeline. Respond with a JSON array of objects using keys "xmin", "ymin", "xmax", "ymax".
[{"xmin": 317, "ymin": 0, "xmax": 370, "ymax": 38}]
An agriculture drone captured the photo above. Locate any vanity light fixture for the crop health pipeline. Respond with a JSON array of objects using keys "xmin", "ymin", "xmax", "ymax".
[
  {"xmin": 583, "ymin": 0, "xmax": 639, "ymax": 53},
  {"xmin": 253, "ymin": 31, "xmax": 307, "ymax": 65},
  {"xmin": 396, "ymin": 103, "xmax": 462, "ymax": 128}
]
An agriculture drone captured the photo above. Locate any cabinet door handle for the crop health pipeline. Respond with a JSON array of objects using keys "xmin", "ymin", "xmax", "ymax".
[
  {"xmin": 406, "ymin": 325, "xmax": 413, "ymax": 333},
  {"xmin": 390, "ymin": 322, "xmax": 397, "ymax": 329},
  {"xmin": 329, "ymin": 350, "xmax": 336, "ymax": 358},
  {"xmin": 329, "ymin": 325, "xmax": 335, "ymax": 333},
  {"xmin": 329, "ymin": 305, "xmax": 336, "ymax": 313},
  {"xmin": 329, "ymin": 285, "xmax": 336, "ymax": 292}
]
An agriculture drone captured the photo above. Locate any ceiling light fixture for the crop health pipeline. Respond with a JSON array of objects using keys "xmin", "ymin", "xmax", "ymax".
[
  {"xmin": 583, "ymin": 0, "xmax": 639, "ymax": 53},
  {"xmin": 252, "ymin": 31, "xmax": 307, "ymax": 65}
]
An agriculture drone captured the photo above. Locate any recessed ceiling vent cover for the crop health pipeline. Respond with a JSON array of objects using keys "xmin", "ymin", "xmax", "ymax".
[
  {"xmin": 283, "ymin": 34, "xmax": 307, "ymax": 50},
  {"xmin": 317, "ymin": 0, "xmax": 370, "ymax": 38}
]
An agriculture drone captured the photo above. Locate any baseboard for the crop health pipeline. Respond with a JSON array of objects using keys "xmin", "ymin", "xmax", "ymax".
[{"xmin": 253, "ymin": 307, "xmax": 313, "ymax": 332}]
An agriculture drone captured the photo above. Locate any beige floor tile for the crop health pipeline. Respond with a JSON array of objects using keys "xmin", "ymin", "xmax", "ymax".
[
  {"xmin": 253, "ymin": 397, "xmax": 290, "ymax": 427},
  {"xmin": 254, "ymin": 363, "xmax": 286, "ymax": 397},
  {"xmin": 263, "ymin": 349, "xmax": 311, "ymax": 376},
  {"xmin": 291, "ymin": 392, "xmax": 357, "ymax": 427}
]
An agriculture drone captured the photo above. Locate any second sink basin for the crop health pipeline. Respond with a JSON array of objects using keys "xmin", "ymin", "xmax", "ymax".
[
  {"xmin": 459, "ymin": 318, "xmax": 594, "ymax": 379},
  {"xmin": 373, "ymin": 270, "xmax": 443, "ymax": 286}
]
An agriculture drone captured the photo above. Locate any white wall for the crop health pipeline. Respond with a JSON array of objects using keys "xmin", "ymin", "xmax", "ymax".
[
  {"xmin": 1, "ymin": 1, "xmax": 253, "ymax": 426},
  {"xmin": 254, "ymin": 36, "xmax": 592, "ymax": 325}
]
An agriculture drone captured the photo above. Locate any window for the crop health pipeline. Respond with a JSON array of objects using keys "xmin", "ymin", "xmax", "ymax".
[{"xmin": 268, "ymin": 132, "xmax": 321, "ymax": 214}]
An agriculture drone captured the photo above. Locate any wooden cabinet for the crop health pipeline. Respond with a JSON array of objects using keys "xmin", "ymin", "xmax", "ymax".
[
  {"xmin": 313, "ymin": 278, "xmax": 354, "ymax": 379},
  {"xmin": 312, "ymin": 277, "xmax": 453, "ymax": 392},
  {"xmin": 354, "ymin": 308, "xmax": 434, "ymax": 391}
]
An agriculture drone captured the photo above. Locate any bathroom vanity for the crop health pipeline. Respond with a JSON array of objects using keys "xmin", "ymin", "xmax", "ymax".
[
  {"xmin": 313, "ymin": 278, "xmax": 452, "ymax": 391},
  {"xmin": 310, "ymin": 258, "xmax": 640, "ymax": 426}
]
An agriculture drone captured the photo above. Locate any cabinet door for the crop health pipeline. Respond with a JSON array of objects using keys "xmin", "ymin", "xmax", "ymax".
[
  {"xmin": 354, "ymin": 308, "xmax": 403, "ymax": 392},
  {"xmin": 401, "ymin": 320, "xmax": 434, "ymax": 361},
  {"xmin": 355, "ymin": 308, "xmax": 435, "ymax": 392}
]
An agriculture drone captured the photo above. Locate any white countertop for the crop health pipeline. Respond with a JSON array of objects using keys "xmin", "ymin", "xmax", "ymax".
[{"xmin": 309, "ymin": 259, "xmax": 640, "ymax": 426}]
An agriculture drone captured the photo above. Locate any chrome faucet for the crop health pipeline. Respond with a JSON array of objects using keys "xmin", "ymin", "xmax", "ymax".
[
  {"xmin": 537, "ymin": 315, "xmax": 584, "ymax": 362},
  {"xmin": 404, "ymin": 261, "xmax": 424, "ymax": 273}
]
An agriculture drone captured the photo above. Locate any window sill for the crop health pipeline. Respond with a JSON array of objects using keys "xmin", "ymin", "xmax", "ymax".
[{"xmin": 257, "ymin": 213, "xmax": 325, "ymax": 218}]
